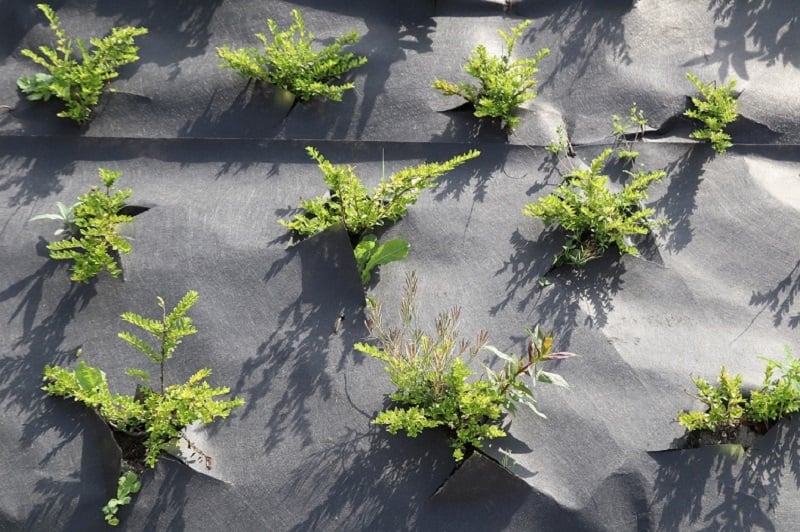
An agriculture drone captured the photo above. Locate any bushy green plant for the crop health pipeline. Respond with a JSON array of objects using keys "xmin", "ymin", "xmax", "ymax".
[
  {"xmin": 433, "ymin": 20, "xmax": 550, "ymax": 130},
  {"xmin": 355, "ymin": 272, "xmax": 572, "ymax": 461},
  {"xmin": 353, "ymin": 234, "xmax": 409, "ymax": 284},
  {"xmin": 679, "ymin": 351, "xmax": 800, "ymax": 439},
  {"xmin": 678, "ymin": 367, "xmax": 745, "ymax": 438},
  {"xmin": 279, "ymin": 146, "xmax": 480, "ymax": 239},
  {"xmin": 101, "ymin": 471, "xmax": 141, "ymax": 526},
  {"xmin": 524, "ymin": 149, "xmax": 667, "ymax": 267},
  {"xmin": 17, "ymin": 3, "xmax": 147, "ymax": 123},
  {"xmin": 33, "ymin": 168, "xmax": 133, "ymax": 283},
  {"xmin": 612, "ymin": 103, "xmax": 649, "ymax": 163},
  {"xmin": 43, "ymin": 291, "xmax": 244, "ymax": 525},
  {"xmin": 748, "ymin": 354, "xmax": 800, "ymax": 424},
  {"xmin": 684, "ymin": 72, "xmax": 739, "ymax": 154},
  {"xmin": 217, "ymin": 9, "xmax": 367, "ymax": 102}
]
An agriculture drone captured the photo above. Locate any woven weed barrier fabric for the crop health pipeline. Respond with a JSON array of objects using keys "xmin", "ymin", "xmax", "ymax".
[{"xmin": 1, "ymin": 1, "xmax": 798, "ymax": 530}]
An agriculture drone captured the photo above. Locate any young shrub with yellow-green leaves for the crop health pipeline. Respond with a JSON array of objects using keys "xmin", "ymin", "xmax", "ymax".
[
  {"xmin": 279, "ymin": 146, "xmax": 480, "ymax": 240},
  {"xmin": 17, "ymin": 3, "xmax": 147, "ymax": 123},
  {"xmin": 679, "ymin": 350, "xmax": 800, "ymax": 445},
  {"xmin": 684, "ymin": 72, "xmax": 739, "ymax": 154},
  {"xmin": 433, "ymin": 20, "xmax": 549, "ymax": 130},
  {"xmin": 43, "ymin": 291, "xmax": 244, "ymax": 526},
  {"xmin": 31, "ymin": 168, "xmax": 134, "ymax": 283},
  {"xmin": 217, "ymin": 9, "xmax": 366, "ymax": 102},
  {"xmin": 524, "ymin": 149, "xmax": 667, "ymax": 267}
]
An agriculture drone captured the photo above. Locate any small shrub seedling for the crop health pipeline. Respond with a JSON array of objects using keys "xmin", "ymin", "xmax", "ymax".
[
  {"xmin": 433, "ymin": 20, "xmax": 550, "ymax": 130},
  {"xmin": 679, "ymin": 350, "xmax": 800, "ymax": 445},
  {"xmin": 279, "ymin": 146, "xmax": 480, "ymax": 239},
  {"xmin": 545, "ymin": 124, "xmax": 574, "ymax": 159},
  {"xmin": 43, "ymin": 291, "xmax": 244, "ymax": 526},
  {"xmin": 678, "ymin": 367, "xmax": 746, "ymax": 441},
  {"xmin": 684, "ymin": 72, "xmax": 739, "ymax": 154},
  {"xmin": 217, "ymin": 9, "xmax": 367, "ymax": 102},
  {"xmin": 32, "ymin": 168, "xmax": 133, "ymax": 283},
  {"xmin": 524, "ymin": 149, "xmax": 667, "ymax": 267},
  {"xmin": 101, "ymin": 472, "xmax": 141, "ymax": 526},
  {"xmin": 17, "ymin": 3, "xmax": 147, "ymax": 123},
  {"xmin": 612, "ymin": 104, "xmax": 649, "ymax": 164},
  {"xmin": 356, "ymin": 272, "xmax": 573, "ymax": 461},
  {"xmin": 353, "ymin": 234, "xmax": 410, "ymax": 284}
]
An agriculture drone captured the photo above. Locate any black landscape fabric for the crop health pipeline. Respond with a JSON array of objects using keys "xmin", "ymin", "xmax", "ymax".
[{"xmin": 1, "ymin": 1, "xmax": 799, "ymax": 531}]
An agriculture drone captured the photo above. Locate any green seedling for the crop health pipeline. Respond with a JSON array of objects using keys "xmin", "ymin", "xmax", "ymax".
[
  {"xmin": 684, "ymin": 72, "xmax": 739, "ymax": 154},
  {"xmin": 612, "ymin": 103, "xmax": 649, "ymax": 164},
  {"xmin": 33, "ymin": 168, "xmax": 133, "ymax": 283},
  {"xmin": 43, "ymin": 291, "xmax": 244, "ymax": 525},
  {"xmin": 101, "ymin": 471, "xmax": 141, "ymax": 526},
  {"xmin": 433, "ymin": 20, "xmax": 550, "ymax": 130},
  {"xmin": 353, "ymin": 234, "xmax": 410, "ymax": 284},
  {"xmin": 217, "ymin": 9, "xmax": 366, "ymax": 102},
  {"xmin": 18, "ymin": 3, "xmax": 147, "ymax": 123},
  {"xmin": 279, "ymin": 146, "xmax": 479, "ymax": 239}
]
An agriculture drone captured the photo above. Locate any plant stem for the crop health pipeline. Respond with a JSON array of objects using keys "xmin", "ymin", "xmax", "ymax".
[{"xmin": 160, "ymin": 304, "xmax": 167, "ymax": 395}]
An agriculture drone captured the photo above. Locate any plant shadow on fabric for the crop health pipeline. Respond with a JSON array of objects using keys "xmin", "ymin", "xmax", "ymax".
[
  {"xmin": 651, "ymin": 146, "xmax": 712, "ymax": 253},
  {"xmin": 492, "ymin": 228, "xmax": 625, "ymax": 345},
  {"xmin": 0, "ymin": 149, "xmax": 75, "ymax": 207},
  {"xmin": 519, "ymin": 0, "xmax": 633, "ymax": 89},
  {"xmin": 429, "ymin": 103, "xmax": 510, "ymax": 144},
  {"xmin": 226, "ymin": 229, "xmax": 364, "ymax": 452},
  {"xmin": 138, "ymin": 461, "xmax": 194, "ymax": 530},
  {"xmin": 686, "ymin": 0, "xmax": 799, "ymax": 80},
  {"xmin": 0, "ymin": 241, "xmax": 102, "ymax": 525},
  {"xmin": 288, "ymin": 420, "xmax": 539, "ymax": 530},
  {"xmin": 430, "ymin": 144, "xmax": 511, "ymax": 208},
  {"xmin": 285, "ymin": 424, "xmax": 451, "ymax": 530},
  {"xmin": 95, "ymin": 0, "xmax": 224, "ymax": 80},
  {"xmin": 651, "ymin": 416, "xmax": 800, "ymax": 531},
  {"xmin": 23, "ymin": 412, "xmax": 121, "ymax": 530},
  {"xmin": 749, "ymin": 259, "xmax": 800, "ymax": 329},
  {"xmin": 178, "ymin": 83, "xmax": 291, "ymax": 139},
  {"xmin": 0, "ymin": 240, "xmax": 97, "ymax": 448}
]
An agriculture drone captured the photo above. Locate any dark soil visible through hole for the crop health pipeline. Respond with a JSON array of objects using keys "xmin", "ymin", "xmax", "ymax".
[{"xmin": 109, "ymin": 425, "xmax": 148, "ymax": 473}]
